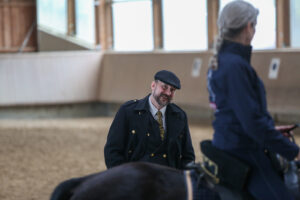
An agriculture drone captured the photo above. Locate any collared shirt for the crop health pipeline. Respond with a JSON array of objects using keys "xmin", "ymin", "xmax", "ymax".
[{"xmin": 148, "ymin": 95, "xmax": 166, "ymax": 130}]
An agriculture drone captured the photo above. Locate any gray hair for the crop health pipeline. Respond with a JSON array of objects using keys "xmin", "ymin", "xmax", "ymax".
[{"xmin": 209, "ymin": 0, "xmax": 259, "ymax": 70}]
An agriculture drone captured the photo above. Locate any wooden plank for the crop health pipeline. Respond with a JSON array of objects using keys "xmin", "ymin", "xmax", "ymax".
[
  {"xmin": 0, "ymin": 46, "xmax": 36, "ymax": 52},
  {"xmin": 207, "ymin": 0, "xmax": 219, "ymax": 49},
  {"xmin": 0, "ymin": 0, "xmax": 35, "ymax": 6},
  {"xmin": 11, "ymin": 3, "xmax": 36, "ymax": 47},
  {"xmin": 0, "ymin": 7, "xmax": 4, "ymax": 47},
  {"xmin": 2, "ymin": 2, "xmax": 11, "ymax": 48},
  {"xmin": 10, "ymin": 4, "xmax": 21, "ymax": 46},
  {"xmin": 276, "ymin": 0, "xmax": 290, "ymax": 48},
  {"xmin": 152, "ymin": 0, "xmax": 163, "ymax": 49},
  {"xmin": 0, "ymin": 0, "xmax": 37, "ymax": 52}
]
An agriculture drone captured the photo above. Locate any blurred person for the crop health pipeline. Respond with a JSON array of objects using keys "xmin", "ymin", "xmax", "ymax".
[
  {"xmin": 207, "ymin": 1, "xmax": 300, "ymax": 199},
  {"xmin": 104, "ymin": 70, "xmax": 195, "ymax": 169}
]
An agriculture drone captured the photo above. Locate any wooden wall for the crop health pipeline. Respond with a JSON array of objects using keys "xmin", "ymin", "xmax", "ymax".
[
  {"xmin": 99, "ymin": 51, "xmax": 300, "ymax": 122},
  {"xmin": 0, "ymin": 50, "xmax": 299, "ymax": 122},
  {"xmin": 0, "ymin": 0, "xmax": 37, "ymax": 52}
]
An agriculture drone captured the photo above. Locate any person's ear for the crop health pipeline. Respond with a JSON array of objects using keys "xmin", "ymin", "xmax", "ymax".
[
  {"xmin": 245, "ymin": 22, "xmax": 252, "ymax": 32},
  {"xmin": 151, "ymin": 81, "xmax": 156, "ymax": 91}
]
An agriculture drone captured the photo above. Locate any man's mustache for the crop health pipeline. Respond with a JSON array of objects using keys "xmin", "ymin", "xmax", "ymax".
[{"xmin": 160, "ymin": 94, "xmax": 171, "ymax": 101}]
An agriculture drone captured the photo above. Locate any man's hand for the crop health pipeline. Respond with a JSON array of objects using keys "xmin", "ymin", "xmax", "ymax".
[
  {"xmin": 276, "ymin": 125, "xmax": 297, "ymax": 137},
  {"xmin": 277, "ymin": 124, "xmax": 300, "ymax": 161}
]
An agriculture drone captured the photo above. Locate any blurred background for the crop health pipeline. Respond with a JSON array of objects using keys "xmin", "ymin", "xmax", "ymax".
[
  {"xmin": 0, "ymin": 0, "xmax": 300, "ymax": 200},
  {"xmin": 0, "ymin": 0, "xmax": 300, "ymax": 121},
  {"xmin": 0, "ymin": 0, "xmax": 299, "ymax": 122}
]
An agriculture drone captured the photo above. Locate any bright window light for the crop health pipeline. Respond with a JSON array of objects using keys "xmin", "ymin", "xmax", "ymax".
[
  {"xmin": 75, "ymin": 0, "xmax": 95, "ymax": 44},
  {"xmin": 162, "ymin": 0, "xmax": 207, "ymax": 51},
  {"xmin": 112, "ymin": 0, "xmax": 154, "ymax": 51},
  {"xmin": 220, "ymin": 0, "xmax": 276, "ymax": 50},
  {"xmin": 37, "ymin": 0, "xmax": 67, "ymax": 34},
  {"xmin": 290, "ymin": 0, "xmax": 300, "ymax": 47}
]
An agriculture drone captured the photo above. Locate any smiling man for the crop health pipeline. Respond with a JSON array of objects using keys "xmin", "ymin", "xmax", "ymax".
[{"xmin": 104, "ymin": 70, "xmax": 195, "ymax": 169}]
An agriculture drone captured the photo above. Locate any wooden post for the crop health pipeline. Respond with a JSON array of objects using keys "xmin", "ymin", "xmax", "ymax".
[
  {"xmin": 67, "ymin": 0, "xmax": 76, "ymax": 36},
  {"xmin": 207, "ymin": 0, "xmax": 219, "ymax": 49},
  {"xmin": 276, "ymin": 0, "xmax": 290, "ymax": 48},
  {"xmin": 95, "ymin": 0, "xmax": 113, "ymax": 50},
  {"xmin": 105, "ymin": 1, "xmax": 113, "ymax": 49},
  {"xmin": 152, "ymin": 0, "xmax": 163, "ymax": 49},
  {"xmin": 95, "ymin": 0, "xmax": 101, "ymax": 45}
]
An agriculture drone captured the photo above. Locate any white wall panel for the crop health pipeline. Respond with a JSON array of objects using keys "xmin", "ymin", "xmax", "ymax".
[{"xmin": 0, "ymin": 51, "xmax": 102, "ymax": 105}]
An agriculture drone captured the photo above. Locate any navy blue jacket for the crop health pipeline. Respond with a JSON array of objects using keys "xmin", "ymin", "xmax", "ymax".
[
  {"xmin": 207, "ymin": 40, "xmax": 299, "ymax": 160},
  {"xmin": 104, "ymin": 95, "xmax": 195, "ymax": 169}
]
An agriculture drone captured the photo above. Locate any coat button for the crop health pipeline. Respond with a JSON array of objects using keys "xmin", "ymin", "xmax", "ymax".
[
  {"xmin": 131, "ymin": 130, "xmax": 136, "ymax": 134},
  {"xmin": 128, "ymin": 150, "xmax": 132, "ymax": 154},
  {"xmin": 146, "ymin": 133, "xmax": 150, "ymax": 136},
  {"xmin": 179, "ymin": 154, "xmax": 182, "ymax": 159},
  {"xmin": 151, "ymin": 153, "xmax": 155, "ymax": 157},
  {"xmin": 163, "ymin": 154, "xmax": 167, "ymax": 158}
]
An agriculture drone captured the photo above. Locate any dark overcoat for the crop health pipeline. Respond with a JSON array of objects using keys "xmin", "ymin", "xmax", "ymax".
[
  {"xmin": 104, "ymin": 94, "xmax": 195, "ymax": 169},
  {"xmin": 207, "ymin": 40, "xmax": 299, "ymax": 199}
]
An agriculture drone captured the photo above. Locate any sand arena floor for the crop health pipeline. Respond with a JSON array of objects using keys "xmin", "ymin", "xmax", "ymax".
[{"xmin": 0, "ymin": 117, "xmax": 216, "ymax": 200}]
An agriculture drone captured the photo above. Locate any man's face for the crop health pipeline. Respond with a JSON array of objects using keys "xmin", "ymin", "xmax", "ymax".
[{"xmin": 151, "ymin": 80, "xmax": 176, "ymax": 107}]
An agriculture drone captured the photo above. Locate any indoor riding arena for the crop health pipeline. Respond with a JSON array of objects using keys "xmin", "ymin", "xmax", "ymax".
[
  {"xmin": 1, "ymin": 1, "xmax": 300, "ymax": 200},
  {"xmin": 0, "ymin": 117, "xmax": 216, "ymax": 200}
]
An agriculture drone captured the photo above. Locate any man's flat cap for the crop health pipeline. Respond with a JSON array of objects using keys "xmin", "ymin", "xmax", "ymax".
[{"xmin": 154, "ymin": 70, "xmax": 181, "ymax": 89}]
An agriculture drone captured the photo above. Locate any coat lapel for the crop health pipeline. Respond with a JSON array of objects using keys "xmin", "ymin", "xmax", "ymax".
[
  {"xmin": 166, "ymin": 104, "xmax": 185, "ymax": 140},
  {"xmin": 134, "ymin": 95, "xmax": 151, "ymax": 131}
]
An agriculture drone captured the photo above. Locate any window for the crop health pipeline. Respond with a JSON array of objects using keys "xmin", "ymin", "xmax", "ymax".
[
  {"xmin": 75, "ymin": 0, "xmax": 95, "ymax": 44},
  {"xmin": 112, "ymin": 0, "xmax": 154, "ymax": 51},
  {"xmin": 37, "ymin": 0, "xmax": 67, "ymax": 34},
  {"xmin": 220, "ymin": 0, "xmax": 276, "ymax": 50},
  {"xmin": 290, "ymin": 0, "xmax": 300, "ymax": 47},
  {"xmin": 162, "ymin": 0, "xmax": 207, "ymax": 51}
]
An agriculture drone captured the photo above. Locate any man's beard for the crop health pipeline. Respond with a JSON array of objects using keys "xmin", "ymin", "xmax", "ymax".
[{"xmin": 153, "ymin": 93, "xmax": 171, "ymax": 107}]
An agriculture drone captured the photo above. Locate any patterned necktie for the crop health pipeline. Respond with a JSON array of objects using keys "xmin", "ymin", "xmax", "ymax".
[{"xmin": 156, "ymin": 111, "xmax": 165, "ymax": 141}]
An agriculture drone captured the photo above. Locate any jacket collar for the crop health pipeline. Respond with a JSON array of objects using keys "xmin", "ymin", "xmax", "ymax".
[
  {"xmin": 220, "ymin": 40, "xmax": 252, "ymax": 63},
  {"xmin": 134, "ymin": 94, "xmax": 150, "ymax": 111},
  {"xmin": 167, "ymin": 102, "xmax": 181, "ymax": 114}
]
